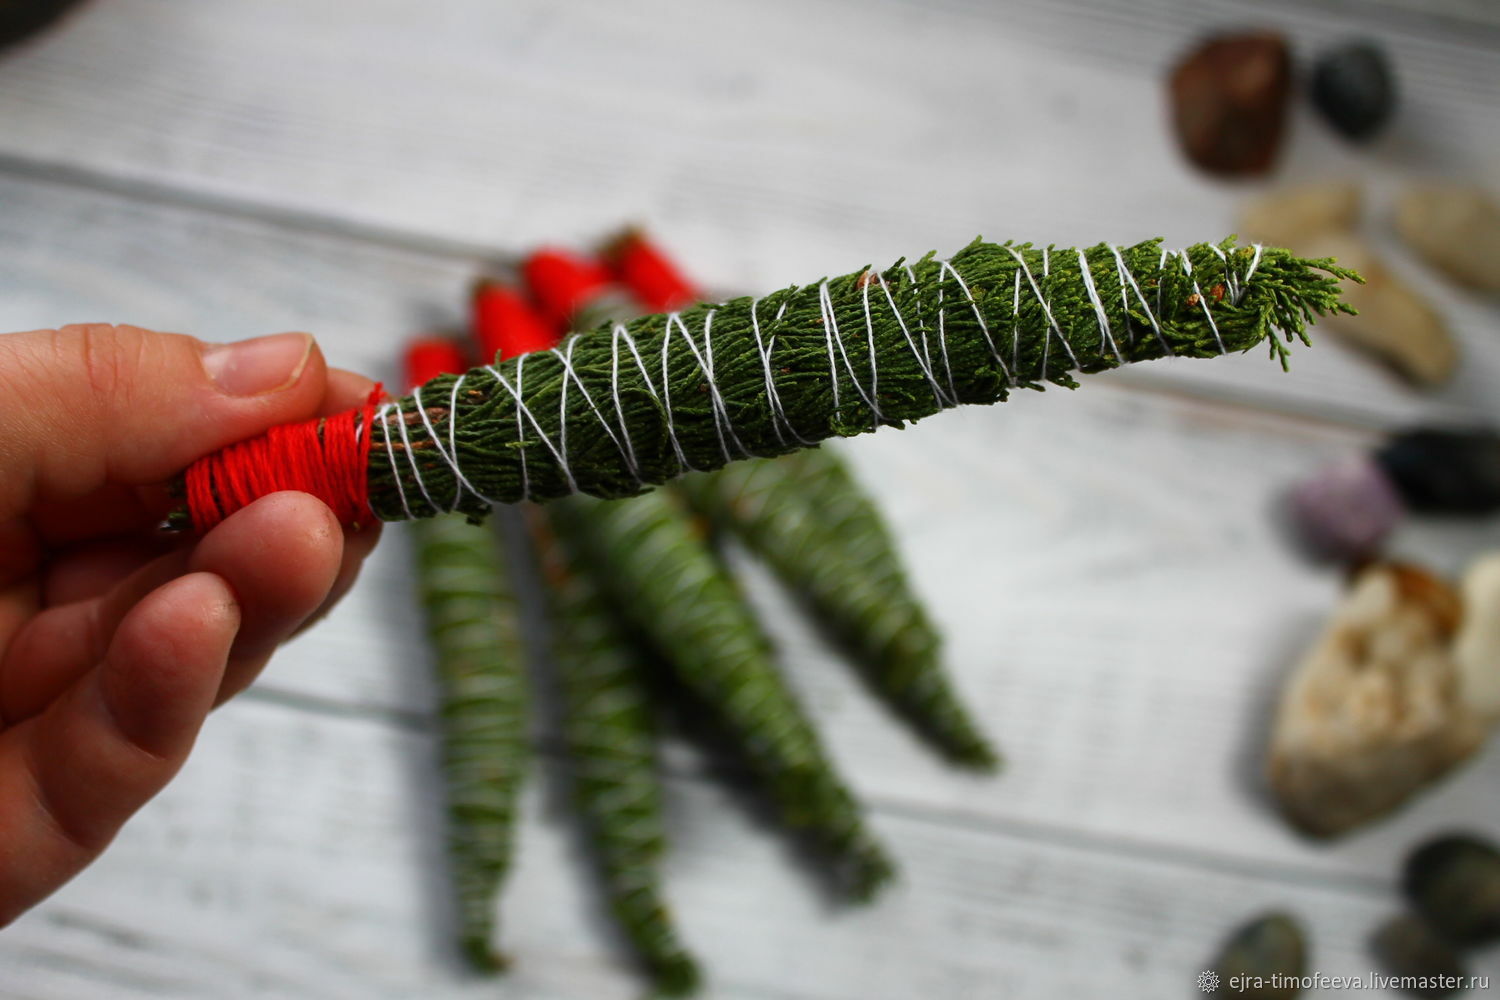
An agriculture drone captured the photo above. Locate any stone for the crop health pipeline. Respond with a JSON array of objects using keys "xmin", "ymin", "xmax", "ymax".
[
  {"xmin": 1372, "ymin": 915, "xmax": 1470, "ymax": 997},
  {"xmin": 1311, "ymin": 42, "xmax": 1397, "ymax": 141},
  {"xmin": 1396, "ymin": 186, "xmax": 1500, "ymax": 293},
  {"xmin": 1454, "ymin": 554, "xmax": 1500, "ymax": 724},
  {"xmin": 1301, "ymin": 233, "xmax": 1457, "ymax": 388},
  {"xmin": 1238, "ymin": 181, "xmax": 1363, "ymax": 250},
  {"xmin": 1169, "ymin": 32, "xmax": 1292, "ymax": 177},
  {"xmin": 0, "ymin": 1, "xmax": 84, "ymax": 53},
  {"xmin": 1287, "ymin": 455, "xmax": 1404, "ymax": 563},
  {"xmin": 1267, "ymin": 562, "xmax": 1486, "ymax": 838},
  {"xmin": 1213, "ymin": 913, "xmax": 1308, "ymax": 999},
  {"xmin": 1404, "ymin": 834, "xmax": 1500, "ymax": 947},
  {"xmin": 1377, "ymin": 428, "xmax": 1500, "ymax": 515}
]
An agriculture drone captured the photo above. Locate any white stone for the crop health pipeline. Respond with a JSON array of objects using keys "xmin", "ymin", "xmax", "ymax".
[
  {"xmin": 1455, "ymin": 553, "xmax": 1500, "ymax": 723},
  {"xmin": 1268, "ymin": 563, "xmax": 1486, "ymax": 837}
]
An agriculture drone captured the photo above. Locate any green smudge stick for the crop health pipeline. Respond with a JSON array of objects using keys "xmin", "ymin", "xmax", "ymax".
[{"xmin": 370, "ymin": 238, "xmax": 1354, "ymax": 522}]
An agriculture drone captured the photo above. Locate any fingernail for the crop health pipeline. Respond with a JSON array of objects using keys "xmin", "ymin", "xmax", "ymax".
[{"xmin": 201, "ymin": 332, "xmax": 314, "ymax": 397}]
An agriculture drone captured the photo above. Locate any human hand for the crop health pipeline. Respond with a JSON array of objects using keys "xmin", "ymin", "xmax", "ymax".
[{"xmin": 0, "ymin": 324, "xmax": 382, "ymax": 925}]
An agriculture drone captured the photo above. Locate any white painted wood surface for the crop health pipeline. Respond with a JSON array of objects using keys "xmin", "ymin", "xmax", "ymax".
[{"xmin": 1, "ymin": 2, "xmax": 1498, "ymax": 997}]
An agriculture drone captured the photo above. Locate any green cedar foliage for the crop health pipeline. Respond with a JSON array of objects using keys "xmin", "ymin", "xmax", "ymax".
[
  {"xmin": 531, "ymin": 514, "xmax": 702, "ymax": 996},
  {"xmin": 679, "ymin": 451, "xmax": 998, "ymax": 769},
  {"xmin": 548, "ymin": 489, "xmax": 896, "ymax": 900},
  {"xmin": 370, "ymin": 239, "xmax": 1354, "ymax": 521},
  {"xmin": 408, "ymin": 513, "xmax": 530, "ymax": 970}
]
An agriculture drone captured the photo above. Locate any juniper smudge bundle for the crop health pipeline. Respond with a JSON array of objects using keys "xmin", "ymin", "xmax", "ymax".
[
  {"xmin": 678, "ymin": 453, "xmax": 998, "ymax": 769},
  {"xmin": 340, "ymin": 238, "xmax": 1354, "ymax": 526},
  {"xmin": 409, "ymin": 510, "xmax": 529, "ymax": 970},
  {"xmin": 548, "ymin": 489, "xmax": 896, "ymax": 899},
  {"xmin": 530, "ymin": 512, "xmax": 702, "ymax": 996},
  {"xmin": 402, "ymin": 338, "xmax": 531, "ymax": 971},
  {"xmin": 520, "ymin": 244, "xmax": 902, "ymax": 900},
  {"xmin": 602, "ymin": 231, "xmax": 998, "ymax": 770},
  {"xmin": 173, "ymin": 234, "xmax": 1352, "ymax": 993}
]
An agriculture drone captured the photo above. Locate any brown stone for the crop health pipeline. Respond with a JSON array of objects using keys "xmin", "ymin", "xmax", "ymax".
[{"xmin": 1169, "ymin": 32, "xmax": 1293, "ymax": 177}]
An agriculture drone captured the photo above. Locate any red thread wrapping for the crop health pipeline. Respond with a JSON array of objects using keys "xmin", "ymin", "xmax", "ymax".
[
  {"xmin": 473, "ymin": 281, "xmax": 560, "ymax": 362},
  {"xmin": 609, "ymin": 233, "xmax": 698, "ymax": 311},
  {"xmin": 475, "ymin": 283, "xmax": 561, "ymax": 362},
  {"xmin": 404, "ymin": 337, "xmax": 468, "ymax": 389},
  {"xmin": 521, "ymin": 247, "xmax": 611, "ymax": 329},
  {"xmin": 184, "ymin": 385, "xmax": 384, "ymax": 532}
]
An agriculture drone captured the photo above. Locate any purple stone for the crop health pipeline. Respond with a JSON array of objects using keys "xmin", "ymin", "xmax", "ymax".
[{"xmin": 1288, "ymin": 456, "xmax": 1405, "ymax": 562}]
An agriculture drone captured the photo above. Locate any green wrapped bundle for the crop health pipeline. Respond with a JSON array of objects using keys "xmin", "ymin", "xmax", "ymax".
[
  {"xmin": 367, "ymin": 238, "xmax": 1353, "ymax": 522},
  {"xmin": 409, "ymin": 513, "xmax": 530, "ymax": 970},
  {"xmin": 549, "ymin": 490, "xmax": 895, "ymax": 899},
  {"xmin": 531, "ymin": 514, "xmax": 702, "ymax": 996},
  {"xmin": 680, "ymin": 452, "xmax": 998, "ymax": 769}
]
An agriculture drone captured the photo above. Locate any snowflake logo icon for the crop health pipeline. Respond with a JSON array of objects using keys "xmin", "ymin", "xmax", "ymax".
[{"xmin": 1196, "ymin": 969, "xmax": 1221, "ymax": 993}]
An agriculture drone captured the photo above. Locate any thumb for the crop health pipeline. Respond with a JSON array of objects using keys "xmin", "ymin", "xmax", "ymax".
[{"xmin": 0, "ymin": 324, "xmax": 331, "ymax": 516}]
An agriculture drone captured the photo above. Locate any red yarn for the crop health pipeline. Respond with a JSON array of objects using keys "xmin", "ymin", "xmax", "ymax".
[
  {"xmin": 521, "ymin": 248, "xmax": 612, "ymax": 329},
  {"xmin": 608, "ymin": 232, "xmax": 699, "ymax": 311},
  {"xmin": 184, "ymin": 385, "xmax": 384, "ymax": 532},
  {"xmin": 473, "ymin": 281, "xmax": 561, "ymax": 361}
]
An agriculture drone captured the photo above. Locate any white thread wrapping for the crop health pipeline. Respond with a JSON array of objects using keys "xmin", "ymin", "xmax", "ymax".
[
  {"xmin": 752, "ymin": 297, "xmax": 813, "ymax": 445},
  {"xmin": 375, "ymin": 242, "xmax": 1256, "ymax": 509},
  {"xmin": 820, "ymin": 279, "xmax": 882, "ymax": 425},
  {"xmin": 1178, "ymin": 250, "xmax": 1227, "ymax": 355}
]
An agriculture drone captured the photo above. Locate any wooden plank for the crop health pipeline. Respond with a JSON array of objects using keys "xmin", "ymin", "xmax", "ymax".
[
  {"xmin": 3, "ymin": 698, "xmax": 1495, "ymax": 999},
  {"xmin": 0, "ymin": 0, "xmax": 1496, "ymax": 423},
  {"xmin": 3, "ymin": 171, "xmax": 1498, "ymax": 903}
]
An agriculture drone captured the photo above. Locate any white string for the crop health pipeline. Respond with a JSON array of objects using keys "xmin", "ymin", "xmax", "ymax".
[
  {"xmin": 446, "ymin": 375, "xmax": 499, "ymax": 506},
  {"xmin": 905, "ymin": 264, "xmax": 958, "ymax": 405},
  {"xmin": 411, "ymin": 384, "xmax": 470, "ymax": 512},
  {"xmin": 401, "ymin": 380, "xmax": 499, "ymax": 512},
  {"xmin": 1242, "ymin": 243, "xmax": 1264, "ymax": 298},
  {"xmin": 1206, "ymin": 243, "xmax": 1239, "ymax": 303},
  {"xmin": 1076, "ymin": 247, "xmax": 1125, "ymax": 365},
  {"xmin": 868, "ymin": 270, "xmax": 952, "ymax": 408},
  {"xmin": 819, "ymin": 280, "xmax": 883, "ymax": 424},
  {"xmin": 1011, "ymin": 270, "xmax": 1023, "ymax": 379},
  {"xmin": 751, "ymin": 297, "xmax": 813, "ymax": 445},
  {"xmin": 699, "ymin": 308, "xmax": 751, "ymax": 461},
  {"xmin": 1156, "ymin": 247, "xmax": 1169, "ymax": 322},
  {"xmin": 660, "ymin": 310, "xmax": 748, "ymax": 466},
  {"xmin": 1178, "ymin": 250, "xmax": 1227, "ymax": 355},
  {"xmin": 376, "ymin": 241, "xmax": 1271, "ymax": 507},
  {"xmin": 553, "ymin": 335, "xmax": 640, "ymax": 487},
  {"xmin": 376, "ymin": 403, "xmax": 415, "ymax": 521},
  {"xmin": 1005, "ymin": 245, "xmax": 1079, "ymax": 376},
  {"xmin": 1108, "ymin": 246, "xmax": 1136, "ymax": 348},
  {"xmin": 1111, "ymin": 244, "xmax": 1171, "ymax": 356},
  {"xmin": 938, "ymin": 259, "xmax": 1013, "ymax": 385},
  {"xmin": 612, "ymin": 321, "xmax": 690, "ymax": 473},
  {"xmin": 607, "ymin": 326, "xmax": 643, "ymax": 482},
  {"xmin": 485, "ymin": 358, "xmax": 577, "ymax": 494}
]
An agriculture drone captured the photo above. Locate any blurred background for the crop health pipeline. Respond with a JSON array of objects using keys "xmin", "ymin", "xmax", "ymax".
[{"xmin": 1, "ymin": 1, "xmax": 1498, "ymax": 997}]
